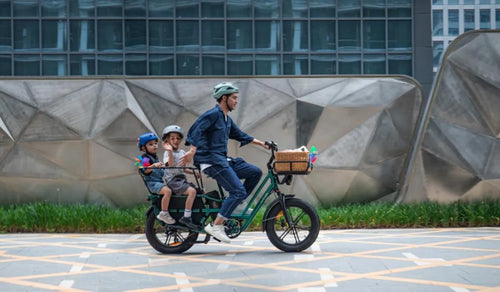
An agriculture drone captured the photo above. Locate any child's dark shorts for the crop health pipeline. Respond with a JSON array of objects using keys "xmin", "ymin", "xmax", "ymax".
[{"xmin": 166, "ymin": 175, "xmax": 191, "ymax": 195}]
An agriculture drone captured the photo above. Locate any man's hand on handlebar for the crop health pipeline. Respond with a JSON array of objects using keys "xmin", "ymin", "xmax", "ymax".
[{"xmin": 265, "ymin": 141, "xmax": 278, "ymax": 151}]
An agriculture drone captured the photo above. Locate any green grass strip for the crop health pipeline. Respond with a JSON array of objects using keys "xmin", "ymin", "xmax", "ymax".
[{"xmin": 0, "ymin": 201, "xmax": 498, "ymax": 233}]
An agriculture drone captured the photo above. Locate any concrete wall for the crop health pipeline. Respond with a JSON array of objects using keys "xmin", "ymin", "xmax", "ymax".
[{"xmin": 0, "ymin": 76, "xmax": 422, "ymax": 207}]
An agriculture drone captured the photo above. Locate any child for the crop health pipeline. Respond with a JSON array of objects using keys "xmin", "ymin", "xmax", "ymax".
[
  {"xmin": 137, "ymin": 132, "xmax": 175, "ymax": 225},
  {"xmin": 162, "ymin": 125, "xmax": 202, "ymax": 231}
]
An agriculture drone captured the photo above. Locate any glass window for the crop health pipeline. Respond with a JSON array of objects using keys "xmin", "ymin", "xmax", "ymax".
[
  {"xmin": 363, "ymin": 0, "xmax": 385, "ymax": 18},
  {"xmin": 14, "ymin": 20, "xmax": 39, "ymax": 51},
  {"xmin": 255, "ymin": 0, "xmax": 279, "ymax": 18},
  {"xmin": 388, "ymin": 0, "xmax": 411, "ymax": 17},
  {"xmin": 227, "ymin": 0, "xmax": 252, "ymax": 18},
  {"xmin": 177, "ymin": 0, "xmax": 198, "ymax": 17},
  {"xmin": 496, "ymin": 10, "xmax": 500, "ymax": 29},
  {"xmin": 464, "ymin": 10, "xmax": 475, "ymax": 32},
  {"xmin": 149, "ymin": 20, "xmax": 173, "ymax": 52},
  {"xmin": 283, "ymin": 54, "xmax": 308, "ymax": 75},
  {"xmin": 125, "ymin": 54, "xmax": 146, "ymax": 75},
  {"xmin": 311, "ymin": 55, "xmax": 336, "ymax": 74},
  {"xmin": 448, "ymin": 10, "xmax": 459, "ymax": 36},
  {"xmin": 0, "ymin": 1, "xmax": 11, "ymax": 17},
  {"xmin": 125, "ymin": 20, "xmax": 146, "ymax": 51},
  {"xmin": 338, "ymin": 0, "xmax": 360, "ymax": 18},
  {"xmin": 311, "ymin": 21, "xmax": 335, "ymax": 52},
  {"xmin": 13, "ymin": 0, "xmax": 39, "ymax": 17},
  {"xmin": 125, "ymin": 0, "xmax": 146, "ymax": 17},
  {"xmin": 433, "ymin": 10, "xmax": 443, "ymax": 36},
  {"xmin": 433, "ymin": 41, "xmax": 443, "ymax": 70},
  {"xmin": 283, "ymin": 0, "xmax": 308, "ymax": 18},
  {"xmin": 255, "ymin": 54, "xmax": 280, "ymax": 75},
  {"xmin": 202, "ymin": 21, "xmax": 224, "ymax": 51},
  {"xmin": 228, "ymin": 21, "xmax": 252, "ymax": 51},
  {"xmin": 69, "ymin": 0, "xmax": 95, "ymax": 17},
  {"xmin": 202, "ymin": 0, "xmax": 224, "ymax": 17},
  {"xmin": 432, "ymin": 0, "xmax": 443, "ymax": 4},
  {"xmin": 480, "ymin": 9, "xmax": 491, "ymax": 29},
  {"xmin": 338, "ymin": 20, "xmax": 361, "ymax": 51},
  {"xmin": 480, "ymin": 0, "xmax": 490, "ymax": 4},
  {"xmin": 227, "ymin": 55, "xmax": 252, "ymax": 75},
  {"xmin": 283, "ymin": 21, "xmax": 308, "ymax": 52},
  {"xmin": 255, "ymin": 21, "xmax": 280, "ymax": 51},
  {"xmin": 388, "ymin": 54, "xmax": 412, "ymax": 75},
  {"xmin": 464, "ymin": 0, "xmax": 475, "ymax": 4},
  {"xmin": 176, "ymin": 54, "xmax": 200, "ymax": 75},
  {"xmin": 363, "ymin": 20, "xmax": 385, "ymax": 52},
  {"xmin": 14, "ymin": 54, "xmax": 40, "ymax": 76},
  {"xmin": 388, "ymin": 20, "xmax": 411, "ymax": 51},
  {"xmin": 97, "ymin": 0, "xmax": 122, "ymax": 17},
  {"xmin": 310, "ymin": 0, "xmax": 335, "ymax": 18},
  {"xmin": 202, "ymin": 55, "xmax": 225, "ymax": 75},
  {"xmin": 0, "ymin": 55, "xmax": 11, "ymax": 75},
  {"xmin": 149, "ymin": 54, "xmax": 173, "ymax": 75},
  {"xmin": 176, "ymin": 21, "xmax": 199, "ymax": 51},
  {"xmin": 149, "ymin": 0, "xmax": 172, "ymax": 17},
  {"xmin": 339, "ymin": 54, "xmax": 361, "ymax": 74},
  {"xmin": 448, "ymin": 0, "xmax": 458, "ymax": 4},
  {"xmin": 42, "ymin": 0, "xmax": 66, "ymax": 17},
  {"xmin": 97, "ymin": 55, "xmax": 123, "ymax": 75},
  {"xmin": 363, "ymin": 54, "xmax": 386, "ymax": 74},
  {"xmin": 42, "ymin": 55, "xmax": 66, "ymax": 76},
  {"xmin": 0, "ymin": 21, "xmax": 11, "ymax": 51},
  {"xmin": 42, "ymin": 20, "xmax": 67, "ymax": 52},
  {"xmin": 97, "ymin": 21, "xmax": 122, "ymax": 52},
  {"xmin": 70, "ymin": 55, "xmax": 95, "ymax": 75},
  {"xmin": 70, "ymin": 20, "xmax": 95, "ymax": 52}
]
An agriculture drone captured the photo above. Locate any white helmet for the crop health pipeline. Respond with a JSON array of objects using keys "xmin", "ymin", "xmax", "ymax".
[
  {"xmin": 213, "ymin": 82, "xmax": 239, "ymax": 99},
  {"xmin": 162, "ymin": 125, "xmax": 184, "ymax": 140}
]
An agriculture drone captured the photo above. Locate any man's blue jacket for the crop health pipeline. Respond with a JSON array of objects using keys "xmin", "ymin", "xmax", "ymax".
[{"xmin": 186, "ymin": 104, "xmax": 254, "ymax": 167}]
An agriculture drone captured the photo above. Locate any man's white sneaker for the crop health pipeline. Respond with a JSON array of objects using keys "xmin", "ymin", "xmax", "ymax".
[{"xmin": 204, "ymin": 223, "xmax": 231, "ymax": 243}]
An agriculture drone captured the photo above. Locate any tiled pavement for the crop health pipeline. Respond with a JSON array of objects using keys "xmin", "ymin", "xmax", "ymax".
[{"xmin": 0, "ymin": 228, "xmax": 499, "ymax": 291}]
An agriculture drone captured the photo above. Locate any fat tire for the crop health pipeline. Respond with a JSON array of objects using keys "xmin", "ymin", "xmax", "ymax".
[
  {"xmin": 145, "ymin": 210, "xmax": 198, "ymax": 254},
  {"xmin": 264, "ymin": 198, "xmax": 320, "ymax": 252}
]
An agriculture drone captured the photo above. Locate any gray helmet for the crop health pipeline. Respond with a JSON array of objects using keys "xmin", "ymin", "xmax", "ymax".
[
  {"xmin": 213, "ymin": 82, "xmax": 239, "ymax": 99},
  {"xmin": 162, "ymin": 125, "xmax": 184, "ymax": 140}
]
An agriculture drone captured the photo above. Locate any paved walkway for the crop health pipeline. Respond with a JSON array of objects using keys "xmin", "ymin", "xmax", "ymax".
[{"xmin": 0, "ymin": 228, "xmax": 499, "ymax": 291}]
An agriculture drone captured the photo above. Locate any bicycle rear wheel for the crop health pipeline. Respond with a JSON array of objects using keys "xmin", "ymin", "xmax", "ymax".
[
  {"xmin": 145, "ymin": 210, "xmax": 198, "ymax": 254},
  {"xmin": 264, "ymin": 198, "xmax": 320, "ymax": 252}
]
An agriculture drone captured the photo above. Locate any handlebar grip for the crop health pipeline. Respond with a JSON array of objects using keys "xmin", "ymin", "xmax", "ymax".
[{"xmin": 265, "ymin": 141, "xmax": 278, "ymax": 151}]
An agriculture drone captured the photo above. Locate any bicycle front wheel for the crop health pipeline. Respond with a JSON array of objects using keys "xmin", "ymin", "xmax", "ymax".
[
  {"xmin": 264, "ymin": 198, "xmax": 320, "ymax": 252},
  {"xmin": 145, "ymin": 210, "xmax": 198, "ymax": 254}
]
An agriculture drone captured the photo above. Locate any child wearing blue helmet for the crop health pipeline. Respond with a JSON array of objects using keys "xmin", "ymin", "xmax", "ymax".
[{"xmin": 137, "ymin": 132, "xmax": 175, "ymax": 225}]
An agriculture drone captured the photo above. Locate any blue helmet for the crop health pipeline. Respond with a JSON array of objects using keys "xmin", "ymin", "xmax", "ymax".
[{"xmin": 137, "ymin": 132, "xmax": 158, "ymax": 151}]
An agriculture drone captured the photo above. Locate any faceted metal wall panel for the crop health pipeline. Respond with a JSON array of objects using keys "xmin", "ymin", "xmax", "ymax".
[
  {"xmin": 0, "ymin": 77, "xmax": 422, "ymax": 207},
  {"xmin": 403, "ymin": 31, "xmax": 500, "ymax": 203}
]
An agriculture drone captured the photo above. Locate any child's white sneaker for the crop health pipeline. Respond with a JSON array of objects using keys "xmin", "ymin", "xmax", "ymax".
[{"xmin": 157, "ymin": 211, "xmax": 175, "ymax": 224}]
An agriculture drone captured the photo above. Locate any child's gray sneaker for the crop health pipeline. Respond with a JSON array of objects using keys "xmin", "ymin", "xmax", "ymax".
[{"xmin": 157, "ymin": 211, "xmax": 175, "ymax": 224}]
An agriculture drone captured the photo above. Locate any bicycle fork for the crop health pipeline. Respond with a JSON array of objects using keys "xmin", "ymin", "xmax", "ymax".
[{"xmin": 276, "ymin": 190, "xmax": 295, "ymax": 228}]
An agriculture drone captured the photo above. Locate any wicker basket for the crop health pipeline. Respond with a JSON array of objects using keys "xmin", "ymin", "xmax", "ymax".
[{"xmin": 274, "ymin": 151, "xmax": 310, "ymax": 174}]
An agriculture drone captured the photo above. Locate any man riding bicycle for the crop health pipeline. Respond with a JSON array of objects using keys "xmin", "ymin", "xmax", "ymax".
[{"xmin": 179, "ymin": 82, "xmax": 269, "ymax": 243}]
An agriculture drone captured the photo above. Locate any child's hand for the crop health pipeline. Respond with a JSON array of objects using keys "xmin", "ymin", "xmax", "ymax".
[
  {"xmin": 162, "ymin": 142, "xmax": 173, "ymax": 152},
  {"xmin": 151, "ymin": 162, "xmax": 163, "ymax": 168}
]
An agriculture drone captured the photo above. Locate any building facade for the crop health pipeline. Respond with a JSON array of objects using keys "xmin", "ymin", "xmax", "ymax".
[
  {"xmin": 432, "ymin": 0, "xmax": 500, "ymax": 72},
  {"xmin": 0, "ymin": 0, "xmax": 432, "ymax": 93}
]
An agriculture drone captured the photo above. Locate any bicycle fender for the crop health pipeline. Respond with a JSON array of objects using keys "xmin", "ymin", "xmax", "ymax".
[
  {"xmin": 262, "ymin": 194, "xmax": 295, "ymax": 232},
  {"xmin": 145, "ymin": 206, "xmax": 155, "ymax": 217}
]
